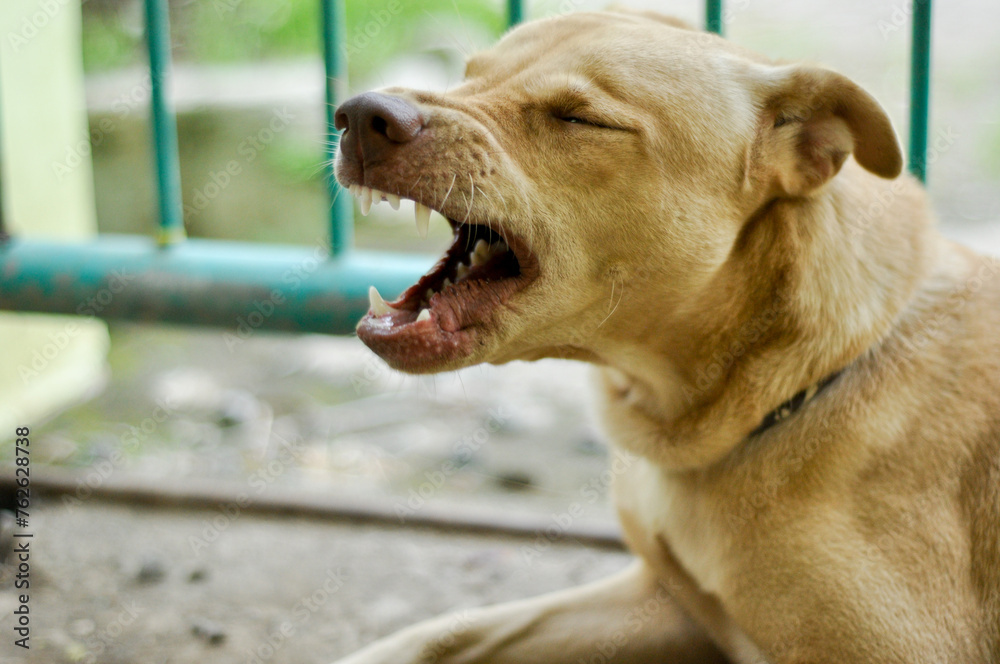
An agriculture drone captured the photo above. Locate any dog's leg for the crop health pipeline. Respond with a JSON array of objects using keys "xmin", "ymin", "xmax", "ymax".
[{"xmin": 334, "ymin": 560, "xmax": 731, "ymax": 664}]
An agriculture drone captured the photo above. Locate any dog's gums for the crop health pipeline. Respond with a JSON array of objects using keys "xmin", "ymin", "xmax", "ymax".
[{"xmin": 350, "ymin": 184, "xmax": 537, "ymax": 372}]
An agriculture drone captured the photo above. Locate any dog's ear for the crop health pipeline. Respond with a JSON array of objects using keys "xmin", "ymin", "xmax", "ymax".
[{"xmin": 753, "ymin": 65, "xmax": 903, "ymax": 196}]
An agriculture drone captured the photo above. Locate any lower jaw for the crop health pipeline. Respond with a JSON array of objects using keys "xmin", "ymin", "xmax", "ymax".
[
  {"xmin": 356, "ymin": 318, "xmax": 480, "ymax": 373},
  {"xmin": 355, "ymin": 221, "xmax": 535, "ymax": 373}
]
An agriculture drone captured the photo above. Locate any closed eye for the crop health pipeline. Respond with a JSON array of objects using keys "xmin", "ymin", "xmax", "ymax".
[{"xmin": 553, "ymin": 113, "xmax": 621, "ymax": 130}]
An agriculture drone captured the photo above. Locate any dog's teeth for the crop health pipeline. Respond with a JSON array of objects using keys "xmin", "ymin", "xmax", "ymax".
[
  {"xmin": 349, "ymin": 184, "xmax": 360, "ymax": 197},
  {"xmin": 368, "ymin": 285, "xmax": 395, "ymax": 316},
  {"xmin": 471, "ymin": 239, "xmax": 491, "ymax": 266},
  {"xmin": 442, "ymin": 278, "xmax": 452, "ymax": 288},
  {"xmin": 370, "ymin": 188, "xmax": 384, "ymax": 207},
  {"xmin": 415, "ymin": 203, "xmax": 431, "ymax": 239},
  {"xmin": 385, "ymin": 193, "xmax": 400, "ymax": 210},
  {"xmin": 360, "ymin": 187, "xmax": 373, "ymax": 216},
  {"xmin": 416, "ymin": 309, "xmax": 431, "ymax": 323},
  {"xmin": 493, "ymin": 241, "xmax": 508, "ymax": 254},
  {"xmin": 425, "ymin": 289, "xmax": 435, "ymax": 300},
  {"xmin": 456, "ymin": 263, "xmax": 470, "ymax": 280}
]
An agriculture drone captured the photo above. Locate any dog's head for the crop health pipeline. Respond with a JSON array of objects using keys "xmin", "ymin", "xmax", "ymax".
[{"xmin": 336, "ymin": 10, "xmax": 902, "ymax": 375}]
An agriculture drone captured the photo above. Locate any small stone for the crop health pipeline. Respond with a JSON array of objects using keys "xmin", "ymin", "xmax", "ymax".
[
  {"xmin": 188, "ymin": 567, "xmax": 209, "ymax": 583},
  {"xmin": 136, "ymin": 557, "xmax": 167, "ymax": 584},
  {"xmin": 495, "ymin": 471, "xmax": 534, "ymax": 492},
  {"xmin": 192, "ymin": 619, "xmax": 227, "ymax": 646},
  {"xmin": 69, "ymin": 618, "xmax": 96, "ymax": 637},
  {"xmin": 0, "ymin": 510, "xmax": 14, "ymax": 565},
  {"xmin": 216, "ymin": 389, "xmax": 261, "ymax": 427}
]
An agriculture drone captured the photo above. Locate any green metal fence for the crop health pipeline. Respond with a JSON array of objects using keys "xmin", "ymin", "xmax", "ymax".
[{"xmin": 0, "ymin": 0, "xmax": 932, "ymax": 333}]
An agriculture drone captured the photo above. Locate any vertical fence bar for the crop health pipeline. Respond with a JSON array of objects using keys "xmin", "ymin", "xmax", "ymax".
[
  {"xmin": 908, "ymin": 0, "xmax": 932, "ymax": 182},
  {"xmin": 705, "ymin": 0, "xmax": 724, "ymax": 35},
  {"xmin": 144, "ymin": 0, "xmax": 185, "ymax": 245},
  {"xmin": 0, "ymin": 86, "xmax": 7, "ymax": 242},
  {"xmin": 323, "ymin": 0, "xmax": 353, "ymax": 256},
  {"xmin": 507, "ymin": 0, "xmax": 524, "ymax": 26}
]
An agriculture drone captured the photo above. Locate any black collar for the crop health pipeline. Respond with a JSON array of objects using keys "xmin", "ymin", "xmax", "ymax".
[{"xmin": 748, "ymin": 370, "xmax": 843, "ymax": 438}]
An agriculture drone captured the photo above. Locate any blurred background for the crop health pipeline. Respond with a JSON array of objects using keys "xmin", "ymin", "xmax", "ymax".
[{"xmin": 0, "ymin": 0, "xmax": 997, "ymax": 662}]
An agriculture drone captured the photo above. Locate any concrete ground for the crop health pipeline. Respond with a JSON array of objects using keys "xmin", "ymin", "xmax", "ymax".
[
  {"xmin": 0, "ymin": 499, "xmax": 631, "ymax": 664},
  {"xmin": 2, "ymin": 1, "xmax": 999, "ymax": 662}
]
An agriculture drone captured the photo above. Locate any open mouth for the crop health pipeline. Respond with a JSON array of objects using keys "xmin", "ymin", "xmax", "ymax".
[{"xmin": 350, "ymin": 184, "xmax": 537, "ymax": 372}]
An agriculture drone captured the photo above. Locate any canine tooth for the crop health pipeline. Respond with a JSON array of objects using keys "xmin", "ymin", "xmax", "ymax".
[
  {"xmin": 385, "ymin": 193, "xmax": 400, "ymax": 210},
  {"xmin": 471, "ymin": 239, "xmax": 491, "ymax": 266},
  {"xmin": 360, "ymin": 187, "xmax": 373, "ymax": 216},
  {"xmin": 415, "ymin": 203, "xmax": 431, "ymax": 239},
  {"xmin": 456, "ymin": 263, "xmax": 470, "ymax": 280},
  {"xmin": 368, "ymin": 285, "xmax": 394, "ymax": 315},
  {"xmin": 416, "ymin": 309, "xmax": 431, "ymax": 322}
]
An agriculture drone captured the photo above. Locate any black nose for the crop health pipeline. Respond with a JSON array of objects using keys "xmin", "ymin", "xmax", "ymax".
[{"xmin": 335, "ymin": 92, "xmax": 423, "ymax": 169}]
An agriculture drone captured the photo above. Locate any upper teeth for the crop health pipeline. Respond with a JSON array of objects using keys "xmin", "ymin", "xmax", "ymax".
[
  {"xmin": 470, "ymin": 239, "xmax": 507, "ymax": 267},
  {"xmin": 414, "ymin": 203, "xmax": 430, "ymax": 239},
  {"xmin": 349, "ymin": 184, "xmax": 430, "ymax": 238}
]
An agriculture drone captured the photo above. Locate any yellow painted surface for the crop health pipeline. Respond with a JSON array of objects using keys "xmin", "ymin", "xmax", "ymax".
[{"xmin": 0, "ymin": 0, "xmax": 109, "ymax": 434}]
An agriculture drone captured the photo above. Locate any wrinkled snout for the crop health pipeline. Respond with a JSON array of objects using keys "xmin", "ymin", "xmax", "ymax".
[{"xmin": 335, "ymin": 91, "xmax": 424, "ymax": 172}]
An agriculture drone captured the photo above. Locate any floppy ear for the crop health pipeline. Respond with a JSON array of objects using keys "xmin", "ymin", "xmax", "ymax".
[{"xmin": 754, "ymin": 65, "xmax": 903, "ymax": 196}]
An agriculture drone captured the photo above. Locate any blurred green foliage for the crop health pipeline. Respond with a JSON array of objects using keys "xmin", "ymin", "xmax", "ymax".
[{"xmin": 82, "ymin": 0, "xmax": 505, "ymax": 76}]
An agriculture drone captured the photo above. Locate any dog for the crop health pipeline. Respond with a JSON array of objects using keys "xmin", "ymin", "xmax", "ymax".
[{"xmin": 333, "ymin": 9, "xmax": 1000, "ymax": 663}]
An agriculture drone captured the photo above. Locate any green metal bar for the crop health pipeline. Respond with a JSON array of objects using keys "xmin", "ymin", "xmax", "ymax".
[
  {"xmin": 323, "ymin": 0, "xmax": 353, "ymax": 256},
  {"xmin": 507, "ymin": 0, "xmax": 524, "ymax": 26},
  {"xmin": 705, "ymin": 0, "xmax": 724, "ymax": 35},
  {"xmin": 908, "ymin": 0, "xmax": 932, "ymax": 182},
  {"xmin": 0, "ymin": 81, "xmax": 7, "ymax": 242},
  {"xmin": 144, "ymin": 0, "xmax": 185, "ymax": 245},
  {"xmin": 0, "ymin": 236, "xmax": 427, "ymax": 334}
]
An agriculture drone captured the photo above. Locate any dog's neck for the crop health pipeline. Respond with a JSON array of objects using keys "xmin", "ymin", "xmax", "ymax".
[{"xmin": 593, "ymin": 161, "xmax": 934, "ymax": 470}]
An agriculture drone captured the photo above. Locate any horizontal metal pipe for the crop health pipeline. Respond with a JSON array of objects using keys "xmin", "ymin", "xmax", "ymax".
[
  {"xmin": 0, "ymin": 235, "xmax": 428, "ymax": 334},
  {"xmin": 2, "ymin": 465, "xmax": 626, "ymax": 550}
]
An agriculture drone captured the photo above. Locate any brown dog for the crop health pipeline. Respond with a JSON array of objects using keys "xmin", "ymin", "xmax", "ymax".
[{"xmin": 334, "ymin": 9, "xmax": 1000, "ymax": 663}]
